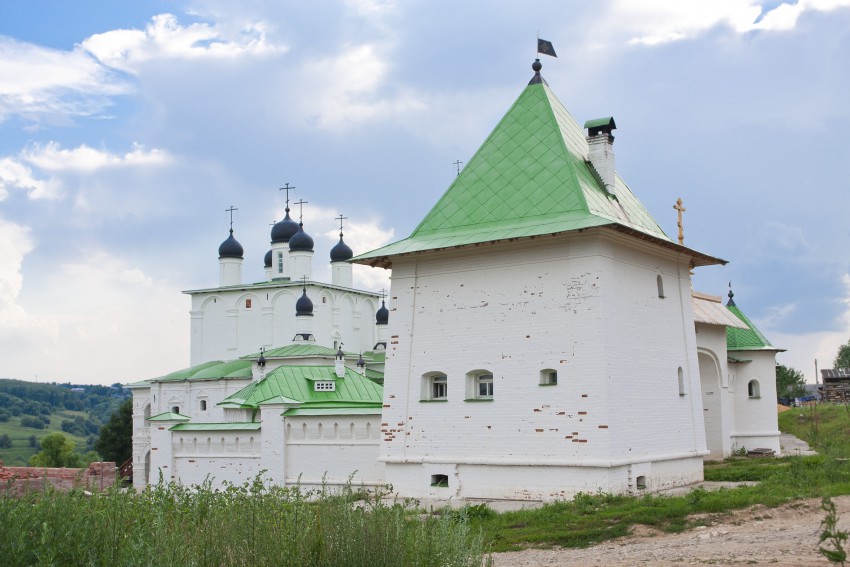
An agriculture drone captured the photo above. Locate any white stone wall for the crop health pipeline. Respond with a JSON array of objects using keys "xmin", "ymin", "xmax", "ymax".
[
  {"xmin": 171, "ymin": 431, "xmax": 262, "ymax": 487},
  {"xmin": 189, "ymin": 284, "xmax": 379, "ymax": 365},
  {"xmin": 283, "ymin": 415, "xmax": 384, "ymax": 489},
  {"xmin": 731, "ymin": 350, "xmax": 781, "ymax": 453},
  {"xmin": 696, "ymin": 323, "xmax": 735, "ymax": 458},
  {"xmin": 380, "ymin": 231, "xmax": 707, "ymax": 500}
]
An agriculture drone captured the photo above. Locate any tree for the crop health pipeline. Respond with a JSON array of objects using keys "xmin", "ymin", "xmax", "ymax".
[
  {"xmin": 0, "ymin": 433, "xmax": 12, "ymax": 449},
  {"xmin": 29, "ymin": 432, "xmax": 82, "ymax": 468},
  {"xmin": 776, "ymin": 364, "xmax": 807, "ymax": 399},
  {"xmin": 94, "ymin": 398, "xmax": 132, "ymax": 464},
  {"xmin": 835, "ymin": 340, "xmax": 850, "ymax": 370},
  {"xmin": 27, "ymin": 434, "xmax": 37, "ymax": 448}
]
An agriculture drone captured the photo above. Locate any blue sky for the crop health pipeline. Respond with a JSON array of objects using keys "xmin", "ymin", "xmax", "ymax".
[{"xmin": 1, "ymin": 0, "xmax": 848, "ymax": 385}]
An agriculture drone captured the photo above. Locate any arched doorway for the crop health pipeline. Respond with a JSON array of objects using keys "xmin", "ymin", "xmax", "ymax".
[{"xmin": 698, "ymin": 351, "xmax": 724, "ymax": 458}]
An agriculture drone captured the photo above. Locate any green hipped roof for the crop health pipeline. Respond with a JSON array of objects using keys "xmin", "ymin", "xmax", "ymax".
[
  {"xmin": 726, "ymin": 302, "xmax": 780, "ymax": 351},
  {"xmin": 218, "ymin": 365, "xmax": 383, "ymax": 410},
  {"xmin": 354, "ymin": 72, "xmax": 722, "ymax": 267},
  {"xmin": 149, "ymin": 412, "xmax": 190, "ymax": 422}
]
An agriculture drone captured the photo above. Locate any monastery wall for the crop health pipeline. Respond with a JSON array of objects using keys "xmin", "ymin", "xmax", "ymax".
[
  {"xmin": 379, "ymin": 233, "xmax": 707, "ymax": 500},
  {"xmin": 170, "ymin": 431, "xmax": 262, "ymax": 487},
  {"xmin": 283, "ymin": 415, "xmax": 384, "ymax": 489},
  {"xmin": 731, "ymin": 350, "xmax": 781, "ymax": 453},
  {"xmin": 189, "ymin": 285, "xmax": 379, "ymax": 365},
  {"xmin": 696, "ymin": 323, "xmax": 735, "ymax": 458},
  {"xmin": 603, "ymin": 236, "xmax": 708, "ymax": 462}
]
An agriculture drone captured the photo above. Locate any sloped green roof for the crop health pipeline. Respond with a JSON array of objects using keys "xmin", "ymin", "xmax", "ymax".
[
  {"xmin": 145, "ymin": 359, "xmax": 253, "ymax": 384},
  {"xmin": 170, "ymin": 422, "xmax": 261, "ymax": 431},
  {"xmin": 149, "ymin": 412, "xmax": 190, "ymax": 422},
  {"xmin": 218, "ymin": 365, "xmax": 383, "ymax": 410},
  {"xmin": 726, "ymin": 301, "xmax": 779, "ymax": 351},
  {"xmin": 354, "ymin": 73, "xmax": 718, "ymax": 267},
  {"xmin": 241, "ymin": 344, "xmax": 339, "ymax": 359}
]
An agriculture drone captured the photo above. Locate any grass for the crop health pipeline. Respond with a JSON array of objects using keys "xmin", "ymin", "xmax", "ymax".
[
  {"xmin": 0, "ymin": 477, "xmax": 491, "ymax": 567},
  {"xmin": 3, "ymin": 403, "xmax": 850, "ymax": 562},
  {"xmin": 0, "ymin": 410, "xmax": 92, "ymax": 466},
  {"xmin": 461, "ymin": 403, "xmax": 850, "ymax": 552}
]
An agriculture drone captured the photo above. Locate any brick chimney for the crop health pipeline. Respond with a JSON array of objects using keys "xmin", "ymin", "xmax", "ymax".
[{"xmin": 584, "ymin": 117, "xmax": 617, "ymax": 196}]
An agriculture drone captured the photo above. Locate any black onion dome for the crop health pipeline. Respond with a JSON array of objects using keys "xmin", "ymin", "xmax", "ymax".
[
  {"xmin": 376, "ymin": 300, "xmax": 389, "ymax": 325},
  {"xmin": 264, "ymin": 249, "xmax": 272, "ymax": 268},
  {"xmin": 271, "ymin": 209, "xmax": 300, "ymax": 244},
  {"xmin": 330, "ymin": 236, "xmax": 353, "ymax": 262},
  {"xmin": 289, "ymin": 224, "xmax": 314, "ymax": 252},
  {"xmin": 218, "ymin": 230, "xmax": 244, "ymax": 259},
  {"xmin": 295, "ymin": 288, "xmax": 314, "ymax": 316}
]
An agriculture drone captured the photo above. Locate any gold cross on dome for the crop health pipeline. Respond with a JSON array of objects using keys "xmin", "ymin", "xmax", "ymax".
[{"xmin": 673, "ymin": 198, "xmax": 687, "ymax": 245}]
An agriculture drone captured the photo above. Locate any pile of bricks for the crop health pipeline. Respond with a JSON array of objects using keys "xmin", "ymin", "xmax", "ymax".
[{"xmin": 0, "ymin": 461, "xmax": 117, "ymax": 495}]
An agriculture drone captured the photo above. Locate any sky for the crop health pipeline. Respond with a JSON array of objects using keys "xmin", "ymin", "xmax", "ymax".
[{"xmin": 1, "ymin": 0, "xmax": 849, "ymax": 386}]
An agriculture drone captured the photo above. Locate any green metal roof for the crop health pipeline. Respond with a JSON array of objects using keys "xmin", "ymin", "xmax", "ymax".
[
  {"xmin": 169, "ymin": 422, "xmax": 261, "ymax": 431},
  {"xmin": 218, "ymin": 365, "xmax": 383, "ymax": 410},
  {"xmin": 146, "ymin": 359, "xmax": 253, "ymax": 383},
  {"xmin": 241, "ymin": 344, "xmax": 339, "ymax": 359},
  {"xmin": 148, "ymin": 412, "xmax": 191, "ymax": 422},
  {"xmin": 726, "ymin": 302, "xmax": 779, "ymax": 351},
  {"xmin": 354, "ymin": 76, "xmax": 718, "ymax": 267}
]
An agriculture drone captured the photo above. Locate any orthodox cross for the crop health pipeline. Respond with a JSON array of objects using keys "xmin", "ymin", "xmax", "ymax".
[
  {"xmin": 673, "ymin": 198, "xmax": 686, "ymax": 245},
  {"xmin": 379, "ymin": 288, "xmax": 387, "ymax": 300},
  {"xmin": 453, "ymin": 160, "xmax": 463, "ymax": 177},
  {"xmin": 279, "ymin": 183, "xmax": 295, "ymax": 208},
  {"xmin": 336, "ymin": 214, "xmax": 348, "ymax": 236},
  {"xmin": 225, "ymin": 206, "xmax": 238, "ymax": 231},
  {"xmin": 294, "ymin": 199, "xmax": 308, "ymax": 223}
]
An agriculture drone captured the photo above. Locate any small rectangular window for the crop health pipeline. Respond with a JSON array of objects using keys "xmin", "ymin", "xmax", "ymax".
[
  {"xmin": 200, "ymin": 400, "xmax": 207, "ymax": 411},
  {"xmin": 278, "ymin": 252, "xmax": 284, "ymax": 273},
  {"xmin": 432, "ymin": 375, "xmax": 447, "ymax": 399},
  {"xmin": 477, "ymin": 374, "xmax": 493, "ymax": 398},
  {"xmin": 245, "ymin": 298, "xmax": 252, "ymax": 309},
  {"xmin": 430, "ymin": 474, "xmax": 449, "ymax": 487},
  {"xmin": 315, "ymin": 381, "xmax": 336, "ymax": 392},
  {"xmin": 540, "ymin": 370, "xmax": 557, "ymax": 386}
]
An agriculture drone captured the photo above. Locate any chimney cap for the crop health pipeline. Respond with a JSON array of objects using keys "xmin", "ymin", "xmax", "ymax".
[{"xmin": 584, "ymin": 116, "xmax": 617, "ymax": 137}]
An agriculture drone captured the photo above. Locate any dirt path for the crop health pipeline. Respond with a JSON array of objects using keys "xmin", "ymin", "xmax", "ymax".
[{"xmin": 491, "ymin": 496, "xmax": 850, "ymax": 566}]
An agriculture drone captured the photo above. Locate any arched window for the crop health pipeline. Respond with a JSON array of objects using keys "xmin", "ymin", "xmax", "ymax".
[
  {"xmin": 748, "ymin": 380, "xmax": 760, "ymax": 399},
  {"xmin": 199, "ymin": 399, "xmax": 207, "ymax": 411},
  {"xmin": 421, "ymin": 372, "xmax": 447, "ymax": 401},
  {"xmin": 466, "ymin": 370, "xmax": 494, "ymax": 400},
  {"xmin": 171, "ymin": 405, "xmax": 180, "ymax": 414},
  {"xmin": 657, "ymin": 275, "xmax": 665, "ymax": 299},
  {"xmin": 677, "ymin": 367, "xmax": 685, "ymax": 396},
  {"xmin": 277, "ymin": 252, "xmax": 284, "ymax": 273}
]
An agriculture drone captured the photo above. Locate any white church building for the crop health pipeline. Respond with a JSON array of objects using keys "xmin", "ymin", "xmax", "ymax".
[{"xmin": 129, "ymin": 58, "xmax": 782, "ymax": 500}]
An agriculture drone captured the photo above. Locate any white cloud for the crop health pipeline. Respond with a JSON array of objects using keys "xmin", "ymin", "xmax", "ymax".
[
  {"xmin": 82, "ymin": 13, "xmax": 282, "ymax": 74},
  {"xmin": 0, "ymin": 157, "xmax": 61, "ymax": 200},
  {"xmin": 0, "ymin": 250, "xmax": 187, "ymax": 384},
  {"xmin": 773, "ymin": 274, "xmax": 850, "ymax": 382},
  {"xmin": 298, "ymin": 43, "xmax": 427, "ymax": 129},
  {"xmin": 0, "ymin": 219, "xmax": 59, "ymax": 352},
  {"xmin": 21, "ymin": 142, "xmax": 172, "ymax": 173},
  {"xmin": 607, "ymin": 0, "xmax": 850, "ymax": 46},
  {"xmin": 0, "ymin": 37, "xmax": 128, "ymax": 123}
]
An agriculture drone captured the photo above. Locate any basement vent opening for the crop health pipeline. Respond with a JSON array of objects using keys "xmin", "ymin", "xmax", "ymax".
[
  {"xmin": 636, "ymin": 475, "xmax": 647, "ymax": 490},
  {"xmin": 430, "ymin": 474, "xmax": 449, "ymax": 488}
]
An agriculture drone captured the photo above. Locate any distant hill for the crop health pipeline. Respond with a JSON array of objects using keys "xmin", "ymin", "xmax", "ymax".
[{"xmin": 0, "ymin": 379, "xmax": 130, "ymax": 466}]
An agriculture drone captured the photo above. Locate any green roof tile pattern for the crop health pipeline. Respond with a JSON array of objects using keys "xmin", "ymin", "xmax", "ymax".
[
  {"xmin": 170, "ymin": 422, "xmax": 261, "ymax": 431},
  {"xmin": 218, "ymin": 365, "xmax": 383, "ymax": 410},
  {"xmin": 149, "ymin": 412, "xmax": 190, "ymax": 422},
  {"xmin": 726, "ymin": 303, "xmax": 777, "ymax": 351},
  {"xmin": 354, "ymin": 76, "xmax": 692, "ymax": 265}
]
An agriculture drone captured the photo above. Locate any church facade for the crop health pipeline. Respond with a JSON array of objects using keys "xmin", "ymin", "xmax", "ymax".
[{"xmin": 130, "ymin": 59, "xmax": 781, "ymax": 500}]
